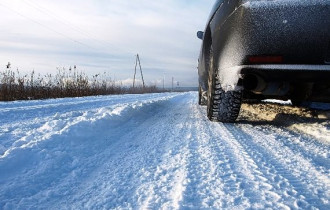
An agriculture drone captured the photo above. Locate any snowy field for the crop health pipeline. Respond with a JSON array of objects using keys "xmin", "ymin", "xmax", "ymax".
[{"xmin": 0, "ymin": 92, "xmax": 329, "ymax": 209}]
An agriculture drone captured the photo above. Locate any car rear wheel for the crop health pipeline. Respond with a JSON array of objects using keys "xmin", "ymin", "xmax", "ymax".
[{"xmin": 207, "ymin": 47, "xmax": 242, "ymax": 122}]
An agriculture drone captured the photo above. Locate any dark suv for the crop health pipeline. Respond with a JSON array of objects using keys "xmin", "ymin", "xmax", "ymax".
[{"xmin": 197, "ymin": 0, "xmax": 330, "ymax": 122}]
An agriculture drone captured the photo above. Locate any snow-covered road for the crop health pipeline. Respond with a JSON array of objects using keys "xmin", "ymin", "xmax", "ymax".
[{"xmin": 0, "ymin": 92, "xmax": 329, "ymax": 209}]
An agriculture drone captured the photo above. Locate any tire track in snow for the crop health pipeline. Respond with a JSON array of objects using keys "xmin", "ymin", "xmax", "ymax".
[
  {"xmin": 234, "ymin": 124, "xmax": 330, "ymax": 208},
  {"xmin": 133, "ymin": 95, "xmax": 193, "ymax": 209},
  {"xmin": 209, "ymin": 122, "xmax": 282, "ymax": 209},
  {"xmin": 223, "ymin": 124, "xmax": 315, "ymax": 209},
  {"xmin": 182, "ymin": 103, "xmax": 282, "ymax": 209},
  {"xmin": 182, "ymin": 107, "xmax": 249, "ymax": 209},
  {"xmin": 242, "ymin": 122, "xmax": 330, "ymax": 176},
  {"xmin": 183, "ymin": 100, "xmax": 329, "ymax": 209}
]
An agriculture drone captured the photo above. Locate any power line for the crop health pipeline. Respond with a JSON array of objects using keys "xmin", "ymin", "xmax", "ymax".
[
  {"xmin": 0, "ymin": 2, "xmax": 94, "ymax": 50},
  {"xmin": 21, "ymin": 0, "xmax": 124, "ymax": 53}
]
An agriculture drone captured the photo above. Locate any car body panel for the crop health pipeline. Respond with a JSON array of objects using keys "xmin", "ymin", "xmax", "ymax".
[{"xmin": 198, "ymin": 0, "xmax": 330, "ymax": 102}]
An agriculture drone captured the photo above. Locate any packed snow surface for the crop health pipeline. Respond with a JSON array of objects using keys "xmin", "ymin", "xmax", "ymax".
[{"xmin": 0, "ymin": 92, "xmax": 329, "ymax": 209}]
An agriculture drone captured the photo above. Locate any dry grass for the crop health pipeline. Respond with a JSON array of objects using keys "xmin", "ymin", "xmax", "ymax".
[{"xmin": 0, "ymin": 66, "xmax": 161, "ymax": 101}]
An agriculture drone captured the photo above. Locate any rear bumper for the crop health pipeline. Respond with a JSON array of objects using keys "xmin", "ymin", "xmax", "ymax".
[
  {"xmin": 240, "ymin": 64, "xmax": 330, "ymax": 102},
  {"xmin": 241, "ymin": 64, "xmax": 330, "ymax": 82}
]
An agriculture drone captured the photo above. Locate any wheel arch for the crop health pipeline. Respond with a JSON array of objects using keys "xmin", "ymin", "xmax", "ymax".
[{"xmin": 200, "ymin": 26, "xmax": 212, "ymax": 91}]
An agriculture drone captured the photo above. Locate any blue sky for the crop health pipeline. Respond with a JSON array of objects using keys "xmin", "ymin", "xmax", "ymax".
[{"xmin": 0, "ymin": 0, "xmax": 214, "ymax": 87}]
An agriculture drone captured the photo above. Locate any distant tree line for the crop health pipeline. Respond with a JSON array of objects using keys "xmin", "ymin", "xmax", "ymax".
[{"xmin": 0, "ymin": 63, "xmax": 160, "ymax": 101}]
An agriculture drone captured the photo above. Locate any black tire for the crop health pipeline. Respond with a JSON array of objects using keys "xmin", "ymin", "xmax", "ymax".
[
  {"xmin": 291, "ymin": 83, "xmax": 313, "ymax": 107},
  {"xmin": 198, "ymin": 85, "xmax": 207, "ymax": 105},
  {"xmin": 207, "ymin": 47, "xmax": 242, "ymax": 122},
  {"xmin": 291, "ymin": 98, "xmax": 303, "ymax": 107}
]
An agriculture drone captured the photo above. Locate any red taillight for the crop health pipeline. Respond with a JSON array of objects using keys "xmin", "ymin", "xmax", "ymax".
[{"xmin": 248, "ymin": 55, "xmax": 283, "ymax": 64}]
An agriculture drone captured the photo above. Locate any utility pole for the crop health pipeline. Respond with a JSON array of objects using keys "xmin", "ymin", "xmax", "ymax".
[
  {"xmin": 163, "ymin": 74, "xmax": 165, "ymax": 91},
  {"xmin": 133, "ymin": 54, "xmax": 145, "ymax": 88},
  {"xmin": 172, "ymin": 77, "xmax": 174, "ymax": 92}
]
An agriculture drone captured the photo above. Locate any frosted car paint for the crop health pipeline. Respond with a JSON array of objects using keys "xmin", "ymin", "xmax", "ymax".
[{"xmin": 198, "ymin": 0, "xmax": 330, "ymax": 103}]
